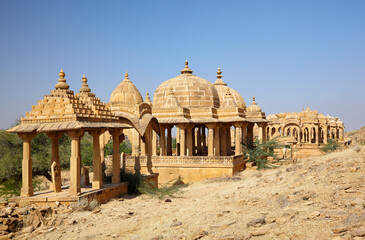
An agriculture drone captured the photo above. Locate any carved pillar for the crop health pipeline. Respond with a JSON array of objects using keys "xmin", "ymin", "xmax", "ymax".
[
  {"xmin": 214, "ymin": 126, "xmax": 221, "ymax": 156},
  {"xmin": 178, "ymin": 125, "xmax": 186, "ymax": 156},
  {"xmin": 176, "ymin": 126, "xmax": 180, "ymax": 156},
  {"xmin": 110, "ymin": 129, "xmax": 123, "ymax": 184},
  {"xmin": 167, "ymin": 126, "xmax": 172, "ymax": 156},
  {"xmin": 18, "ymin": 132, "xmax": 36, "ymax": 197},
  {"xmin": 47, "ymin": 132, "xmax": 63, "ymax": 192},
  {"xmin": 68, "ymin": 130, "xmax": 84, "ymax": 195},
  {"xmin": 206, "ymin": 124, "xmax": 215, "ymax": 157},
  {"xmin": 152, "ymin": 131, "xmax": 158, "ymax": 156},
  {"xmin": 234, "ymin": 123, "xmax": 242, "ymax": 155},
  {"xmin": 197, "ymin": 127, "xmax": 202, "ymax": 155},
  {"xmin": 89, "ymin": 129, "xmax": 104, "ymax": 189},
  {"xmin": 202, "ymin": 126, "xmax": 207, "ymax": 154},
  {"xmin": 186, "ymin": 125, "xmax": 194, "ymax": 156},
  {"xmin": 226, "ymin": 125, "xmax": 232, "ymax": 155},
  {"xmin": 159, "ymin": 125, "xmax": 166, "ymax": 156},
  {"xmin": 221, "ymin": 126, "xmax": 227, "ymax": 156},
  {"xmin": 141, "ymin": 137, "xmax": 147, "ymax": 156},
  {"xmin": 258, "ymin": 124, "xmax": 263, "ymax": 141}
]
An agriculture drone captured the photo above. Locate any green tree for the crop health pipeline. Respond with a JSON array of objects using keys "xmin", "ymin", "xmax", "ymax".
[
  {"xmin": 104, "ymin": 139, "xmax": 132, "ymax": 156},
  {"xmin": 320, "ymin": 139, "xmax": 340, "ymax": 153},
  {"xmin": 243, "ymin": 138, "xmax": 282, "ymax": 169}
]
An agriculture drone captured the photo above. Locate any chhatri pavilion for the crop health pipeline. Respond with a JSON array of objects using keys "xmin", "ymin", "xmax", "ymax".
[{"xmin": 7, "ymin": 60, "xmax": 345, "ymax": 204}]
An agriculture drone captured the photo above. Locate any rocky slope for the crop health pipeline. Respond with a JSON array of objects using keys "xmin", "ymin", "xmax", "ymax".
[{"xmin": 4, "ymin": 145, "xmax": 365, "ymax": 240}]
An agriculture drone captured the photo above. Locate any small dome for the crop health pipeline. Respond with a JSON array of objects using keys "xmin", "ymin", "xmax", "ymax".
[
  {"xmin": 247, "ymin": 97, "xmax": 262, "ymax": 112},
  {"xmin": 213, "ymin": 67, "xmax": 246, "ymax": 109},
  {"xmin": 110, "ymin": 72, "xmax": 143, "ymax": 112},
  {"xmin": 153, "ymin": 61, "xmax": 219, "ymax": 109}
]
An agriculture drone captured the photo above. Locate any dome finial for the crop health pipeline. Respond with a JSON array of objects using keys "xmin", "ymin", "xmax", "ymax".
[
  {"xmin": 55, "ymin": 68, "xmax": 69, "ymax": 90},
  {"xmin": 180, "ymin": 59, "xmax": 193, "ymax": 74},
  {"xmin": 79, "ymin": 74, "xmax": 91, "ymax": 93},
  {"xmin": 214, "ymin": 66, "xmax": 227, "ymax": 86},
  {"xmin": 145, "ymin": 92, "xmax": 152, "ymax": 104},
  {"xmin": 123, "ymin": 71, "xmax": 131, "ymax": 83}
]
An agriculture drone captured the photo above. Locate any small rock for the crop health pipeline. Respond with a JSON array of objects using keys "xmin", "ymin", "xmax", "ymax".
[
  {"xmin": 118, "ymin": 198, "xmax": 125, "ymax": 202},
  {"xmin": 192, "ymin": 230, "xmax": 208, "ymax": 240},
  {"xmin": 55, "ymin": 201, "xmax": 61, "ymax": 207},
  {"xmin": 309, "ymin": 211, "xmax": 320, "ymax": 219},
  {"xmin": 111, "ymin": 233, "xmax": 118, "ymax": 238},
  {"xmin": 219, "ymin": 234, "xmax": 235, "ymax": 240},
  {"xmin": 151, "ymin": 235, "xmax": 164, "ymax": 240},
  {"xmin": 170, "ymin": 220, "xmax": 182, "ymax": 227},
  {"xmin": 286, "ymin": 166, "xmax": 297, "ymax": 172},
  {"xmin": 0, "ymin": 225, "xmax": 8, "ymax": 231},
  {"xmin": 350, "ymin": 198, "xmax": 365, "ymax": 208},
  {"xmin": 247, "ymin": 216, "xmax": 266, "ymax": 227},
  {"xmin": 331, "ymin": 237, "xmax": 343, "ymax": 240},
  {"xmin": 276, "ymin": 217, "xmax": 287, "ymax": 224},
  {"xmin": 350, "ymin": 226, "xmax": 365, "ymax": 237},
  {"xmin": 69, "ymin": 219, "xmax": 77, "ymax": 225},
  {"xmin": 250, "ymin": 230, "xmax": 267, "ymax": 236},
  {"xmin": 165, "ymin": 199, "xmax": 172, "ymax": 203},
  {"xmin": 22, "ymin": 226, "xmax": 34, "ymax": 234},
  {"xmin": 350, "ymin": 166, "xmax": 360, "ymax": 172},
  {"xmin": 304, "ymin": 201, "xmax": 314, "ymax": 206},
  {"xmin": 332, "ymin": 225, "xmax": 350, "ymax": 234},
  {"xmin": 93, "ymin": 208, "xmax": 101, "ymax": 214}
]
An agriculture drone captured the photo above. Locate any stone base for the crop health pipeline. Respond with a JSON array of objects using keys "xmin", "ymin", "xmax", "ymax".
[
  {"xmin": 125, "ymin": 155, "xmax": 246, "ymax": 184},
  {"xmin": 10, "ymin": 182, "xmax": 128, "ymax": 206},
  {"xmin": 295, "ymin": 144, "xmax": 325, "ymax": 159}
]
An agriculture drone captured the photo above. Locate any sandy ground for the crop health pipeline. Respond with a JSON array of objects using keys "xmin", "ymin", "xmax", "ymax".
[{"xmin": 16, "ymin": 145, "xmax": 365, "ymax": 240}]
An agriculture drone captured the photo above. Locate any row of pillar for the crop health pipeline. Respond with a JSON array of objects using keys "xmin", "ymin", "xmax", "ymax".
[
  {"xmin": 153, "ymin": 122, "xmax": 263, "ymax": 157},
  {"xmin": 19, "ymin": 128, "xmax": 125, "ymax": 197}
]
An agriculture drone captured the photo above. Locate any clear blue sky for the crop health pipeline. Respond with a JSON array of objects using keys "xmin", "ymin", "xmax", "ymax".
[{"xmin": 0, "ymin": 0, "xmax": 364, "ymax": 131}]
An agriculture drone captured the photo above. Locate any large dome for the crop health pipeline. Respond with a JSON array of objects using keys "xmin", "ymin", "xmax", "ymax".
[
  {"xmin": 213, "ymin": 67, "xmax": 246, "ymax": 109},
  {"xmin": 110, "ymin": 72, "xmax": 143, "ymax": 113},
  {"xmin": 153, "ymin": 61, "xmax": 219, "ymax": 109}
]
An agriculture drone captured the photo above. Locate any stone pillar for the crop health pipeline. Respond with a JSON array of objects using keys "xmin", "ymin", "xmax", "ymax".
[
  {"xmin": 202, "ymin": 126, "xmax": 207, "ymax": 154},
  {"xmin": 226, "ymin": 125, "xmax": 232, "ymax": 156},
  {"xmin": 152, "ymin": 131, "xmax": 158, "ymax": 156},
  {"xmin": 234, "ymin": 124, "xmax": 242, "ymax": 155},
  {"xmin": 110, "ymin": 129, "xmax": 123, "ymax": 184},
  {"xmin": 18, "ymin": 133, "xmax": 36, "ymax": 197},
  {"xmin": 247, "ymin": 124, "xmax": 254, "ymax": 143},
  {"xmin": 214, "ymin": 126, "xmax": 221, "ymax": 156},
  {"xmin": 221, "ymin": 126, "xmax": 227, "ymax": 156},
  {"xmin": 90, "ymin": 129, "xmax": 104, "ymax": 189},
  {"xmin": 258, "ymin": 124, "xmax": 263, "ymax": 141},
  {"xmin": 315, "ymin": 126, "xmax": 319, "ymax": 145},
  {"xmin": 178, "ymin": 125, "xmax": 186, "ymax": 156},
  {"xmin": 167, "ymin": 126, "xmax": 172, "ymax": 156},
  {"xmin": 206, "ymin": 124, "xmax": 215, "ymax": 156},
  {"xmin": 186, "ymin": 125, "xmax": 194, "ymax": 156},
  {"xmin": 176, "ymin": 126, "xmax": 180, "ymax": 156},
  {"xmin": 68, "ymin": 130, "xmax": 84, "ymax": 196},
  {"xmin": 197, "ymin": 127, "xmax": 202, "ymax": 155},
  {"xmin": 141, "ymin": 137, "xmax": 147, "ymax": 156},
  {"xmin": 340, "ymin": 129, "xmax": 344, "ymax": 141},
  {"xmin": 159, "ymin": 125, "xmax": 166, "ymax": 156},
  {"xmin": 47, "ymin": 132, "xmax": 63, "ymax": 192},
  {"xmin": 132, "ymin": 129, "xmax": 140, "ymax": 157}
]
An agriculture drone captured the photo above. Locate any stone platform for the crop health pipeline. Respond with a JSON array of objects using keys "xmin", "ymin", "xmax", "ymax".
[
  {"xmin": 11, "ymin": 182, "xmax": 129, "ymax": 206},
  {"xmin": 125, "ymin": 155, "xmax": 246, "ymax": 183}
]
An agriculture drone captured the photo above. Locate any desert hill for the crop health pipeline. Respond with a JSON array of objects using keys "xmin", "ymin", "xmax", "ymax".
[
  {"xmin": 8, "ymin": 145, "xmax": 365, "ymax": 240},
  {"xmin": 346, "ymin": 126, "xmax": 365, "ymax": 144}
]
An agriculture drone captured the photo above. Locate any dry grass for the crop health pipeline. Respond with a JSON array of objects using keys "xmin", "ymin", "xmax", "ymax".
[{"xmin": 22, "ymin": 146, "xmax": 365, "ymax": 240}]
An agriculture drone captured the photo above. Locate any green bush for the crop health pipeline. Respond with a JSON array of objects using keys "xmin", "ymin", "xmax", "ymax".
[
  {"xmin": 321, "ymin": 139, "xmax": 340, "ymax": 153},
  {"xmin": 243, "ymin": 138, "xmax": 282, "ymax": 170},
  {"xmin": 104, "ymin": 139, "xmax": 132, "ymax": 156}
]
